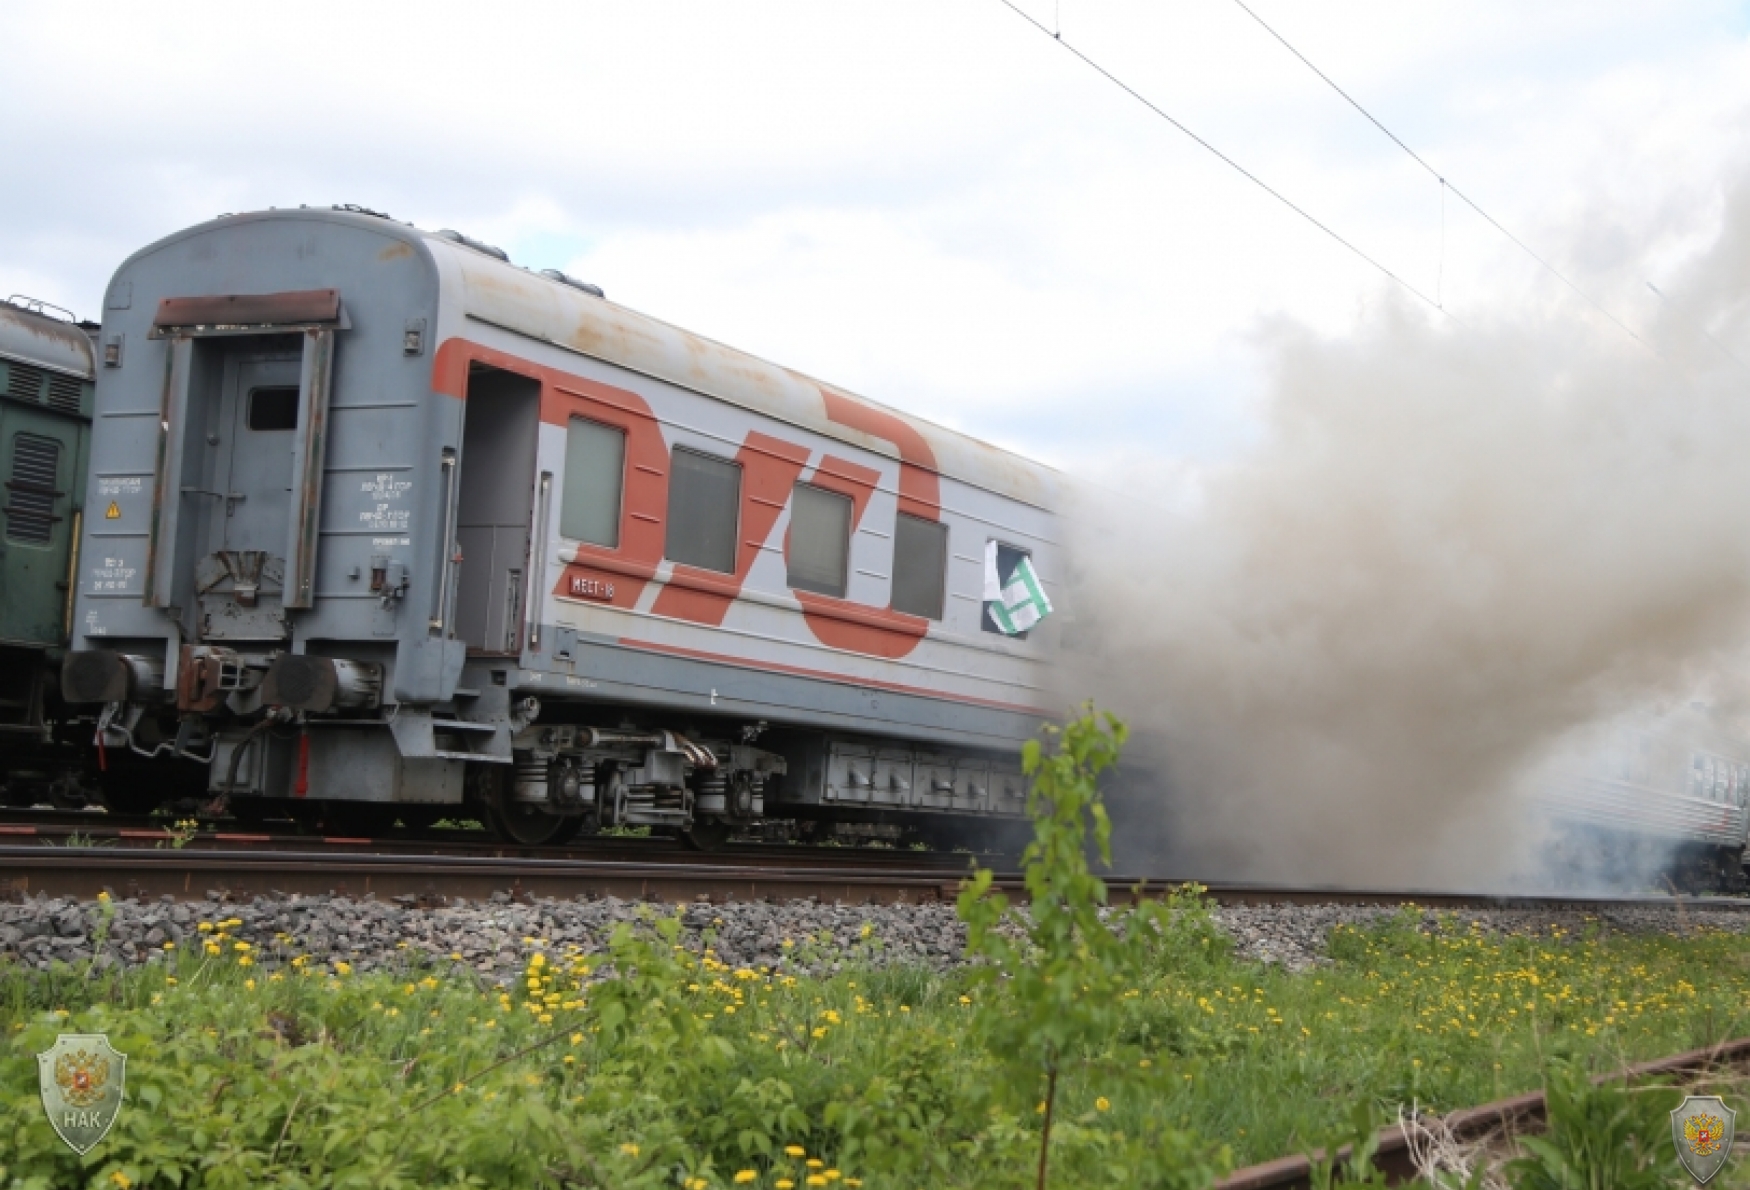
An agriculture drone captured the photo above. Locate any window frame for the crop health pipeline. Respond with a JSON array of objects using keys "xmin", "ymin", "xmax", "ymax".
[
  {"xmin": 889, "ymin": 512, "xmax": 948, "ymax": 621},
  {"xmin": 559, "ymin": 414, "xmax": 629, "ymax": 550},
  {"xmin": 786, "ymin": 481, "xmax": 854, "ymax": 599},
  {"xmin": 246, "ymin": 385, "xmax": 300, "ymax": 432},
  {"xmin": 663, "ymin": 445, "xmax": 744, "ymax": 575}
]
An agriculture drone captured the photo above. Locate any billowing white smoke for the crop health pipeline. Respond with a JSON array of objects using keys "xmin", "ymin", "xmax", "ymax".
[{"xmin": 1065, "ymin": 178, "xmax": 1750, "ymax": 890}]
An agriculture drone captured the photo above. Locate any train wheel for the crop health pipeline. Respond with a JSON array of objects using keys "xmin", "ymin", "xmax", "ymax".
[
  {"xmin": 682, "ymin": 820, "xmax": 732, "ymax": 852},
  {"xmin": 488, "ymin": 800, "xmax": 582, "ymax": 846}
]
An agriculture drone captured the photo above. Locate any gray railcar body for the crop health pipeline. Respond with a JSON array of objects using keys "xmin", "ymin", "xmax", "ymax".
[{"xmin": 65, "ymin": 209, "xmax": 1061, "ymax": 843}]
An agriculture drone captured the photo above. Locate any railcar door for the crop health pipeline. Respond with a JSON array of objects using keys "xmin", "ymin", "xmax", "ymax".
[
  {"xmin": 197, "ymin": 349, "xmax": 302, "ymax": 639},
  {"xmin": 453, "ymin": 364, "xmax": 539, "ymax": 655}
]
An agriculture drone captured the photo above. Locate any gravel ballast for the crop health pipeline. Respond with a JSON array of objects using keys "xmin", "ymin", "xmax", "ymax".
[{"xmin": 1, "ymin": 891, "xmax": 1745, "ymax": 981}]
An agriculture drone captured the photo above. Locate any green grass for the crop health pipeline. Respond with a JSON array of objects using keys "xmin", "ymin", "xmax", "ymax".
[{"xmin": 3, "ymin": 900, "xmax": 1749, "ymax": 1187}]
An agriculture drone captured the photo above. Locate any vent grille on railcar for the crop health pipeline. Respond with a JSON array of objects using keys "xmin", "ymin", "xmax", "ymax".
[
  {"xmin": 4, "ymin": 433, "xmax": 60, "ymax": 545},
  {"xmin": 44, "ymin": 373, "xmax": 82, "ymax": 414},
  {"xmin": 4, "ymin": 361, "xmax": 46, "ymax": 403}
]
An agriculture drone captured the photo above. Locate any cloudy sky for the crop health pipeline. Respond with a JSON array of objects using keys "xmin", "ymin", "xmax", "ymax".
[{"xmin": 3, "ymin": 1, "xmax": 1746, "ymax": 471}]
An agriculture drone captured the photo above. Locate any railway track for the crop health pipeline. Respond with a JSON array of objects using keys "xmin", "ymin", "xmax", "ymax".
[
  {"xmin": 3, "ymin": 828, "xmax": 1748, "ymax": 912},
  {"xmin": 1219, "ymin": 1036, "xmax": 1750, "ymax": 1189}
]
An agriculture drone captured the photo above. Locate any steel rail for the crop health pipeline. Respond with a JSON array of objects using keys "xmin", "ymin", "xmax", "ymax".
[
  {"xmin": 3, "ymin": 844, "xmax": 1748, "ymax": 912},
  {"xmin": 1219, "ymin": 1035, "xmax": 1750, "ymax": 1189},
  {"xmin": 0, "ymin": 844, "xmax": 990, "ymax": 905}
]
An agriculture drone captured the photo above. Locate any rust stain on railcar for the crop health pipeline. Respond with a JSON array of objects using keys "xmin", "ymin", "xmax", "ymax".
[
  {"xmin": 434, "ymin": 229, "xmax": 1061, "ymax": 510},
  {"xmin": 675, "ymin": 328, "xmax": 788, "ymax": 400},
  {"xmin": 376, "ymin": 242, "xmax": 413, "ymax": 261},
  {"xmin": 0, "ymin": 303, "xmax": 96, "ymax": 376},
  {"xmin": 565, "ymin": 307, "xmax": 669, "ymax": 366}
]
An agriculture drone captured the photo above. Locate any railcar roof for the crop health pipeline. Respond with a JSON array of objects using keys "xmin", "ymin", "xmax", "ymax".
[
  {"xmin": 429, "ymin": 228, "xmax": 1061, "ymax": 510},
  {"xmin": 129, "ymin": 209, "xmax": 1061, "ymax": 510},
  {"xmin": 0, "ymin": 300, "xmax": 94, "ymax": 379}
]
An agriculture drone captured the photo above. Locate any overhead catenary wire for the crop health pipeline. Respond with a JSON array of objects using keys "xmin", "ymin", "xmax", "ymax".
[
  {"xmin": 994, "ymin": 0, "xmax": 1452, "ymax": 320},
  {"xmin": 1223, "ymin": 0, "xmax": 1646, "ymax": 346},
  {"xmin": 1646, "ymin": 282, "xmax": 1750, "ymax": 376}
]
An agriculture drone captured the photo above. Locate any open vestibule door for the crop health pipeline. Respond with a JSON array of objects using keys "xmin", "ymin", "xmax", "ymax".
[{"xmin": 453, "ymin": 363, "xmax": 539, "ymax": 655}]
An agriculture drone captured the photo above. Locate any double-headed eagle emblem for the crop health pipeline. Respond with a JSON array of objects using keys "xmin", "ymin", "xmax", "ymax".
[
  {"xmin": 55, "ymin": 1046, "xmax": 111, "ymax": 1107},
  {"xmin": 1672, "ymin": 1095, "xmax": 1737, "ymax": 1184},
  {"xmin": 36, "ymin": 1033, "xmax": 126, "ymax": 1154}
]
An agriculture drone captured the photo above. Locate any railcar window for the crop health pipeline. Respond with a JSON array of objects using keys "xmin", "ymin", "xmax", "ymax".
[
  {"xmin": 560, "ymin": 417, "xmax": 626, "ymax": 548},
  {"xmin": 4, "ymin": 433, "xmax": 60, "ymax": 546},
  {"xmin": 981, "ymin": 541, "xmax": 1032, "ymax": 638},
  {"xmin": 665, "ymin": 448, "xmax": 741, "ymax": 574},
  {"xmin": 787, "ymin": 483, "xmax": 852, "ymax": 598},
  {"xmin": 891, "ymin": 513, "xmax": 947, "ymax": 620},
  {"xmin": 247, "ymin": 386, "xmax": 300, "ymax": 431}
]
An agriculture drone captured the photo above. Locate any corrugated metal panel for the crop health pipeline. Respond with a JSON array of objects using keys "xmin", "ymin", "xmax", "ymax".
[
  {"xmin": 433, "ymin": 237, "xmax": 1063, "ymax": 511},
  {"xmin": 4, "ymin": 434, "xmax": 60, "ymax": 546},
  {"xmin": 4, "ymin": 361, "xmax": 44, "ymax": 403},
  {"xmin": 1539, "ymin": 774, "xmax": 1747, "ymax": 845},
  {"xmin": 44, "ymin": 373, "xmax": 82, "ymax": 415}
]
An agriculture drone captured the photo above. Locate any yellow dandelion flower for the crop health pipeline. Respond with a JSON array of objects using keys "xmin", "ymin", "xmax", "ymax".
[
  {"xmin": 806, "ymin": 1159, "xmax": 823, "ymax": 1169},
  {"xmin": 620, "ymin": 1143, "xmax": 640, "ymax": 1158},
  {"xmin": 784, "ymin": 1145, "xmax": 806, "ymax": 1158},
  {"xmin": 735, "ymin": 1173, "xmax": 758, "ymax": 1185}
]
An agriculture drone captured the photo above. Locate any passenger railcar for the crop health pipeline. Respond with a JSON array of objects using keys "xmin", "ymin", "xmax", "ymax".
[
  {"xmin": 0, "ymin": 297, "xmax": 96, "ymax": 806},
  {"xmin": 60, "ymin": 208, "xmax": 1062, "ymax": 844},
  {"xmin": 1536, "ymin": 705, "xmax": 1750, "ymax": 890}
]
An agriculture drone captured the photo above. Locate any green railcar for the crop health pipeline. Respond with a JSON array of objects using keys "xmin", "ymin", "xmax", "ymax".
[{"xmin": 0, "ymin": 297, "xmax": 94, "ymax": 801}]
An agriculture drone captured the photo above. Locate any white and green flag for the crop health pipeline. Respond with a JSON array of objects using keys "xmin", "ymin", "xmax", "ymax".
[{"xmin": 983, "ymin": 540, "xmax": 1053, "ymax": 635}]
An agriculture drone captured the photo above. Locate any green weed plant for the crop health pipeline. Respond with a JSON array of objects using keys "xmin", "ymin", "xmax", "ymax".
[{"xmin": 957, "ymin": 707, "xmax": 1221, "ymax": 1189}]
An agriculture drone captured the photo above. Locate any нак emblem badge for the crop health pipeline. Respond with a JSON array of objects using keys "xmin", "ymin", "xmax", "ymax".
[
  {"xmin": 36, "ymin": 1033, "xmax": 126, "ymax": 1154},
  {"xmin": 1672, "ymin": 1094, "xmax": 1736, "ymax": 1185}
]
